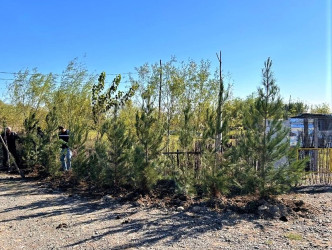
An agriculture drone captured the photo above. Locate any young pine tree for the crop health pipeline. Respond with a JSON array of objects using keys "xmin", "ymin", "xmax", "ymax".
[
  {"xmin": 201, "ymin": 106, "xmax": 231, "ymax": 197},
  {"xmin": 68, "ymin": 120, "xmax": 89, "ymax": 180},
  {"xmin": 233, "ymin": 58, "xmax": 306, "ymax": 196},
  {"xmin": 22, "ymin": 112, "xmax": 40, "ymax": 170},
  {"xmin": 102, "ymin": 110, "xmax": 134, "ymax": 188},
  {"xmin": 88, "ymin": 72, "xmax": 137, "ymax": 186},
  {"xmin": 38, "ymin": 107, "xmax": 62, "ymax": 176},
  {"xmin": 134, "ymin": 93, "xmax": 166, "ymax": 192},
  {"xmin": 176, "ymin": 102, "xmax": 196, "ymax": 193}
]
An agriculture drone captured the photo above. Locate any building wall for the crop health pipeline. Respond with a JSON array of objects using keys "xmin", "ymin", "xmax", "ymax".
[{"xmin": 290, "ymin": 117, "xmax": 332, "ymax": 148}]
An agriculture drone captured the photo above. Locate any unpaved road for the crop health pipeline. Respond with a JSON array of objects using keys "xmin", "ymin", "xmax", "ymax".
[{"xmin": 0, "ymin": 173, "xmax": 332, "ymax": 249}]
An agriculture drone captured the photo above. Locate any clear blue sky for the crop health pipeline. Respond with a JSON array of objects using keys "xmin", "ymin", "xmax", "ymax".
[{"xmin": 0, "ymin": 0, "xmax": 331, "ymax": 107}]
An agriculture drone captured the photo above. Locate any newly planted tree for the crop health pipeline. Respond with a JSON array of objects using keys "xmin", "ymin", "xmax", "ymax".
[
  {"xmin": 233, "ymin": 58, "xmax": 306, "ymax": 196},
  {"xmin": 134, "ymin": 93, "xmax": 166, "ymax": 191},
  {"xmin": 102, "ymin": 116, "xmax": 134, "ymax": 187},
  {"xmin": 176, "ymin": 101, "xmax": 196, "ymax": 192},
  {"xmin": 200, "ymin": 105, "xmax": 231, "ymax": 197},
  {"xmin": 89, "ymin": 72, "xmax": 137, "ymax": 186},
  {"xmin": 37, "ymin": 107, "xmax": 62, "ymax": 176},
  {"xmin": 21, "ymin": 112, "xmax": 40, "ymax": 170}
]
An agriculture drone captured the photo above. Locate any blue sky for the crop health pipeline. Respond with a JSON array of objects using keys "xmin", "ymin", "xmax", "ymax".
[{"xmin": 0, "ymin": 0, "xmax": 331, "ymax": 107}]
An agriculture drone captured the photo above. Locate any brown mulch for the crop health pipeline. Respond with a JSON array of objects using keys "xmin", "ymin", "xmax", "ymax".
[{"xmin": 34, "ymin": 170, "xmax": 319, "ymax": 221}]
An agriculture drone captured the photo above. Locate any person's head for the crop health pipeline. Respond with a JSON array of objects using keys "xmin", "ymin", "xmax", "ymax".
[
  {"xmin": 58, "ymin": 126, "xmax": 66, "ymax": 132},
  {"xmin": 5, "ymin": 127, "xmax": 11, "ymax": 133}
]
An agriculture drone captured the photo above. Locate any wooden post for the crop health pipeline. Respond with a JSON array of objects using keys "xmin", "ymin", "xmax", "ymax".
[
  {"xmin": 215, "ymin": 51, "xmax": 223, "ymax": 154},
  {"xmin": 194, "ymin": 141, "xmax": 201, "ymax": 179},
  {"xmin": 313, "ymin": 118, "xmax": 319, "ymax": 171},
  {"xmin": 304, "ymin": 118, "xmax": 309, "ymax": 148},
  {"xmin": 176, "ymin": 149, "xmax": 180, "ymax": 168},
  {"xmin": 303, "ymin": 118, "xmax": 311, "ymax": 171}
]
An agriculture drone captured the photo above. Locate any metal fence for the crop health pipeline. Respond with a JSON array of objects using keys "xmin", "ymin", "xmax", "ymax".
[{"xmin": 297, "ymin": 148, "xmax": 332, "ymax": 184}]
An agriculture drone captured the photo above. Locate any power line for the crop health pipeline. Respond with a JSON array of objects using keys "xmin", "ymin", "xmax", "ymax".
[
  {"xmin": 0, "ymin": 78, "xmax": 133, "ymax": 85},
  {"xmin": 0, "ymin": 71, "xmax": 133, "ymax": 83},
  {"xmin": 0, "ymin": 78, "xmax": 14, "ymax": 81},
  {"xmin": 0, "ymin": 71, "xmax": 137, "ymax": 77}
]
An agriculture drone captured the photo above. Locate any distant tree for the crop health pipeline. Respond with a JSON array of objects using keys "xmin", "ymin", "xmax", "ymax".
[
  {"xmin": 224, "ymin": 96, "xmax": 255, "ymax": 142},
  {"xmin": 130, "ymin": 58, "xmax": 220, "ymax": 151},
  {"xmin": 284, "ymin": 100, "xmax": 309, "ymax": 119},
  {"xmin": 7, "ymin": 69, "xmax": 55, "ymax": 129},
  {"xmin": 310, "ymin": 103, "xmax": 331, "ymax": 114},
  {"xmin": 52, "ymin": 59, "xmax": 94, "ymax": 131},
  {"xmin": 92, "ymin": 72, "xmax": 137, "ymax": 139},
  {"xmin": 0, "ymin": 101, "xmax": 18, "ymax": 130}
]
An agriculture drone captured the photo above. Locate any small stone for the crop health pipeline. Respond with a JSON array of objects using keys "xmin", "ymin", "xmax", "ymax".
[
  {"xmin": 102, "ymin": 195, "xmax": 113, "ymax": 203},
  {"xmin": 279, "ymin": 216, "xmax": 288, "ymax": 222},
  {"xmin": 192, "ymin": 206, "xmax": 201, "ymax": 213},
  {"xmin": 258, "ymin": 205, "xmax": 268, "ymax": 211},
  {"xmin": 56, "ymin": 223, "xmax": 68, "ymax": 229},
  {"xmin": 177, "ymin": 206, "xmax": 185, "ymax": 212}
]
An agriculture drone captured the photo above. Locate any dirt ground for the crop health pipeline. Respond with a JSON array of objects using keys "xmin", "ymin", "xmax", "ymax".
[{"xmin": 0, "ymin": 172, "xmax": 332, "ymax": 249}]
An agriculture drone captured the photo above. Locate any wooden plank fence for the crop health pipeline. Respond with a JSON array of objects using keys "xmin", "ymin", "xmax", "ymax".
[{"xmin": 298, "ymin": 148, "xmax": 332, "ymax": 185}]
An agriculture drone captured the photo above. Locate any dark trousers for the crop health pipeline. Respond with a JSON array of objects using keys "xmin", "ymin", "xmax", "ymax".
[{"xmin": 2, "ymin": 147, "xmax": 20, "ymax": 169}]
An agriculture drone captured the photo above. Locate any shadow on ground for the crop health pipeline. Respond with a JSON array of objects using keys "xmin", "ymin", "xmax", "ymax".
[
  {"xmin": 0, "ymin": 172, "xmax": 251, "ymax": 249},
  {"xmin": 293, "ymin": 185, "xmax": 332, "ymax": 194},
  {"xmin": 1, "ymin": 172, "xmax": 328, "ymax": 249}
]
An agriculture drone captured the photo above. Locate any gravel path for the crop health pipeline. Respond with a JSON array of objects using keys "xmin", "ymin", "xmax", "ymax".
[{"xmin": 0, "ymin": 173, "xmax": 332, "ymax": 249}]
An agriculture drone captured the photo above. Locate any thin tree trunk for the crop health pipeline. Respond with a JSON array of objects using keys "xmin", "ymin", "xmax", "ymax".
[
  {"xmin": 158, "ymin": 60, "xmax": 162, "ymax": 118},
  {"xmin": 215, "ymin": 51, "xmax": 223, "ymax": 154}
]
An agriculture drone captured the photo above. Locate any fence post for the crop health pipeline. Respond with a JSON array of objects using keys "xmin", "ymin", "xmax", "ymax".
[{"xmin": 176, "ymin": 149, "xmax": 180, "ymax": 169}]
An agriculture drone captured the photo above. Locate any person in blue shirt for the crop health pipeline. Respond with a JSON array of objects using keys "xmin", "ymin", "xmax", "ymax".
[{"xmin": 58, "ymin": 126, "xmax": 72, "ymax": 171}]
